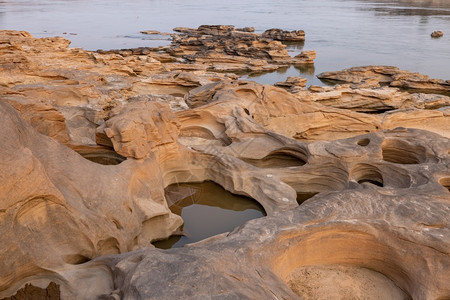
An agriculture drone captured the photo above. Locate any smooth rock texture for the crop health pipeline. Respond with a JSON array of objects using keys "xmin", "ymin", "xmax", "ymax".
[{"xmin": 0, "ymin": 29, "xmax": 449, "ymax": 300}]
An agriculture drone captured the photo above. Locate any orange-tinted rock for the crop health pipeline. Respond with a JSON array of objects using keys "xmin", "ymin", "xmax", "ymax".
[{"xmin": 431, "ymin": 30, "xmax": 444, "ymax": 38}]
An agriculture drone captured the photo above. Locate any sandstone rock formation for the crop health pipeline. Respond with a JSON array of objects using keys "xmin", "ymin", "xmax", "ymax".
[
  {"xmin": 262, "ymin": 28, "xmax": 305, "ymax": 41},
  {"xmin": 318, "ymin": 65, "xmax": 450, "ymax": 93},
  {"xmin": 0, "ymin": 29, "xmax": 449, "ymax": 300},
  {"xmin": 167, "ymin": 25, "xmax": 315, "ymax": 72},
  {"xmin": 275, "ymin": 76, "xmax": 308, "ymax": 93}
]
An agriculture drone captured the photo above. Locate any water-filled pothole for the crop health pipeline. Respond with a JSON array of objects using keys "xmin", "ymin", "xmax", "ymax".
[{"xmin": 153, "ymin": 181, "xmax": 266, "ymax": 249}]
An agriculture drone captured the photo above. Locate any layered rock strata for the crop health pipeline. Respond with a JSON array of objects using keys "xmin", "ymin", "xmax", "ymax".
[
  {"xmin": 317, "ymin": 65, "xmax": 450, "ymax": 93},
  {"xmin": 165, "ymin": 25, "xmax": 315, "ymax": 73},
  {"xmin": 0, "ymin": 29, "xmax": 449, "ymax": 299}
]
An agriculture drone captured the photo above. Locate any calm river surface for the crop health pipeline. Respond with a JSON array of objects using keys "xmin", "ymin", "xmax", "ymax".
[{"xmin": 1, "ymin": 0, "xmax": 449, "ymax": 85}]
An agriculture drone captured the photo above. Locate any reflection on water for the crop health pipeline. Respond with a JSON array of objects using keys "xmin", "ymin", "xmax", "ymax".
[
  {"xmin": 153, "ymin": 181, "xmax": 266, "ymax": 249},
  {"xmin": 242, "ymin": 64, "xmax": 323, "ymax": 86},
  {"xmin": 0, "ymin": 0, "xmax": 449, "ymax": 83}
]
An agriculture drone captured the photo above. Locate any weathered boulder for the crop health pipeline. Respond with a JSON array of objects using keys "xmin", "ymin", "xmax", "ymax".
[{"xmin": 98, "ymin": 101, "xmax": 181, "ymax": 159}]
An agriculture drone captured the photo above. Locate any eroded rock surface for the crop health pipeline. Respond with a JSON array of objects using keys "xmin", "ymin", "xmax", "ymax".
[
  {"xmin": 0, "ymin": 29, "xmax": 449, "ymax": 300},
  {"xmin": 318, "ymin": 65, "xmax": 450, "ymax": 93},
  {"xmin": 167, "ymin": 25, "xmax": 315, "ymax": 72}
]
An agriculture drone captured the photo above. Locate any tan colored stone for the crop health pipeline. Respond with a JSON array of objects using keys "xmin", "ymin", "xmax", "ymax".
[
  {"xmin": 318, "ymin": 65, "xmax": 450, "ymax": 93},
  {"xmin": 0, "ymin": 29, "xmax": 449, "ymax": 300},
  {"xmin": 99, "ymin": 101, "xmax": 181, "ymax": 159}
]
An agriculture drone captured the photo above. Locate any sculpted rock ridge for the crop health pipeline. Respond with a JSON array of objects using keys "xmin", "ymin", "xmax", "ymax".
[{"xmin": 0, "ymin": 29, "xmax": 448, "ymax": 299}]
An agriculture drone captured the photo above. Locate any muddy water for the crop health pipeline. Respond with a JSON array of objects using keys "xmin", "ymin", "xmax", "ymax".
[
  {"xmin": 153, "ymin": 181, "xmax": 266, "ymax": 249},
  {"xmin": 1, "ymin": 0, "xmax": 449, "ymax": 85}
]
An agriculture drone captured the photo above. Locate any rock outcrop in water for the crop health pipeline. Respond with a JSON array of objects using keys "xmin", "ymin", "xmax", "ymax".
[
  {"xmin": 166, "ymin": 25, "xmax": 315, "ymax": 72},
  {"xmin": 431, "ymin": 30, "xmax": 444, "ymax": 38},
  {"xmin": 0, "ymin": 29, "xmax": 449, "ymax": 299}
]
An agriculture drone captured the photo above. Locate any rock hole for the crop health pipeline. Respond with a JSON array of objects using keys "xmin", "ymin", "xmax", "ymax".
[
  {"xmin": 296, "ymin": 192, "xmax": 318, "ymax": 205},
  {"xmin": 356, "ymin": 107, "xmax": 395, "ymax": 114},
  {"xmin": 244, "ymin": 108, "xmax": 250, "ymax": 115},
  {"xmin": 72, "ymin": 145, "xmax": 126, "ymax": 165},
  {"xmin": 179, "ymin": 125, "xmax": 231, "ymax": 146},
  {"xmin": 358, "ymin": 179, "xmax": 384, "ymax": 187},
  {"xmin": 97, "ymin": 237, "xmax": 120, "ymax": 255},
  {"xmin": 357, "ymin": 138, "xmax": 370, "ymax": 146},
  {"xmin": 2, "ymin": 282, "xmax": 61, "ymax": 300},
  {"xmin": 286, "ymin": 265, "xmax": 410, "ymax": 300},
  {"xmin": 381, "ymin": 139, "xmax": 426, "ymax": 164},
  {"xmin": 439, "ymin": 177, "xmax": 450, "ymax": 192},
  {"xmin": 271, "ymin": 229, "xmax": 413, "ymax": 300},
  {"xmin": 351, "ymin": 164, "xmax": 384, "ymax": 187},
  {"xmin": 153, "ymin": 181, "xmax": 266, "ymax": 249},
  {"xmin": 241, "ymin": 148, "xmax": 307, "ymax": 168},
  {"xmin": 63, "ymin": 254, "xmax": 91, "ymax": 265},
  {"xmin": 112, "ymin": 218, "xmax": 123, "ymax": 230}
]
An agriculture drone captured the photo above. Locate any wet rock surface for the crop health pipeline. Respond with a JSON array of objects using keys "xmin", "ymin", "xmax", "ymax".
[{"xmin": 0, "ymin": 29, "xmax": 449, "ymax": 299}]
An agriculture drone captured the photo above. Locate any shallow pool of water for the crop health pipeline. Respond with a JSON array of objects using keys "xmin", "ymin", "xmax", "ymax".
[
  {"xmin": 153, "ymin": 181, "xmax": 266, "ymax": 249},
  {"xmin": 0, "ymin": 0, "xmax": 449, "ymax": 86}
]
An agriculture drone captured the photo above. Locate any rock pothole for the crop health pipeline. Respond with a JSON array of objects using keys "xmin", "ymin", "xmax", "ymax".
[
  {"xmin": 241, "ymin": 149, "xmax": 307, "ymax": 168},
  {"xmin": 72, "ymin": 145, "xmax": 126, "ymax": 165},
  {"xmin": 357, "ymin": 138, "xmax": 371, "ymax": 146},
  {"xmin": 286, "ymin": 265, "xmax": 410, "ymax": 300},
  {"xmin": 351, "ymin": 164, "xmax": 384, "ymax": 187},
  {"xmin": 296, "ymin": 192, "xmax": 318, "ymax": 205},
  {"xmin": 439, "ymin": 177, "xmax": 450, "ymax": 192},
  {"xmin": 381, "ymin": 139, "xmax": 427, "ymax": 164},
  {"xmin": 154, "ymin": 181, "xmax": 266, "ymax": 249}
]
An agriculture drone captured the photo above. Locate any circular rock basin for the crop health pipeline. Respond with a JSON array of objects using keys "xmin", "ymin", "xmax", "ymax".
[{"xmin": 154, "ymin": 181, "xmax": 266, "ymax": 249}]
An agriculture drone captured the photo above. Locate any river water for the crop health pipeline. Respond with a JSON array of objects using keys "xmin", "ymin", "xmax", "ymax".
[
  {"xmin": 1, "ymin": 0, "xmax": 449, "ymax": 85},
  {"xmin": 154, "ymin": 182, "xmax": 266, "ymax": 249}
]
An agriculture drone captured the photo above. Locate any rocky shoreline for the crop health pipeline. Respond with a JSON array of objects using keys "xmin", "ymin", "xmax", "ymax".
[{"xmin": 0, "ymin": 26, "xmax": 449, "ymax": 299}]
